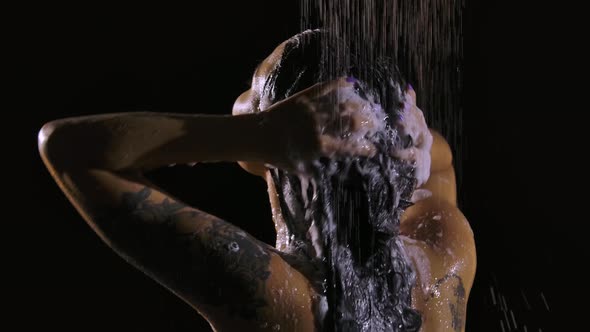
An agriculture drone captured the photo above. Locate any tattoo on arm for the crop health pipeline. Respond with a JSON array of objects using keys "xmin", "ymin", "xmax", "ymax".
[
  {"xmin": 430, "ymin": 273, "xmax": 466, "ymax": 332},
  {"xmin": 99, "ymin": 187, "xmax": 272, "ymax": 321}
]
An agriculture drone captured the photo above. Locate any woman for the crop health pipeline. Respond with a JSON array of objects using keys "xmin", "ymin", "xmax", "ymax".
[{"xmin": 38, "ymin": 30, "xmax": 475, "ymax": 331}]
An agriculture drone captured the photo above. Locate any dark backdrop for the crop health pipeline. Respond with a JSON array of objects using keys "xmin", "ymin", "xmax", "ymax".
[{"xmin": 16, "ymin": 1, "xmax": 583, "ymax": 331}]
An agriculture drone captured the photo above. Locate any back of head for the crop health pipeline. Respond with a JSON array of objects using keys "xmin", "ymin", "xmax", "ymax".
[
  {"xmin": 260, "ymin": 29, "xmax": 408, "ymax": 117},
  {"xmin": 261, "ymin": 30, "xmax": 422, "ymax": 332}
]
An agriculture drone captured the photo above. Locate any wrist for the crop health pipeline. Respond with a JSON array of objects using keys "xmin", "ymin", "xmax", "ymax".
[{"xmin": 251, "ymin": 111, "xmax": 285, "ymax": 166}]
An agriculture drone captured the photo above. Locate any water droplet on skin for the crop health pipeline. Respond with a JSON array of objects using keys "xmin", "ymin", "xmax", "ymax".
[
  {"xmin": 432, "ymin": 288, "xmax": 441, "ymax": 298},
  {"xmin": 227, "ymin": 242, "xmax": 240, "ymax": 252},
  {"xmin": 295, "ymin": 0, "xmax": 465, "ymax": 328}
]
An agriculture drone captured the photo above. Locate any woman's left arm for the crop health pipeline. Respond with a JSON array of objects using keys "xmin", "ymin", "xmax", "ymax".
[{"xmin": 401, "ymin": 129, "xmax": 476, "ymax": 332}]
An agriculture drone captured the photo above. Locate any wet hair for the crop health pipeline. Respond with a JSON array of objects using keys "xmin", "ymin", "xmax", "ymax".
[{"xmin": 261, "ymin": 30, "xmax": 422, "ymax": 332}]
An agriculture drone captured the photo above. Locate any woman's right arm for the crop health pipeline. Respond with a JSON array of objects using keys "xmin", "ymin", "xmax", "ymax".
[
  {"xmin": 39, "ymin": 111, "xmax": 282, "ymax": 173},
  {"xmin": 38, "ymin": 78, "xmax": 357, "ymax": 251},
  {"xmin": 38, "ymin": 111, "xmax": 299, "ymax": 324},
  {"xmin": 38, "ymin": 78, "xmax": 369, "ymax": 325}
]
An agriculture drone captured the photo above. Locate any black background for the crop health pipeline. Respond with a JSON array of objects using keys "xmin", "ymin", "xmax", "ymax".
[{"xmin": 16, "ymin": 1, "xmax": 584, "ymax": 331}]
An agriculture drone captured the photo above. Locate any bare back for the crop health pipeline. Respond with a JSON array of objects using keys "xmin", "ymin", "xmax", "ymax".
[{"xmin": 39, "ymin": 33, "xmax": 475, "ymax": 330}]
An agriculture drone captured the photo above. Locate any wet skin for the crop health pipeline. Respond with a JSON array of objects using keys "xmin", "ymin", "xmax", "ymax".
[
  {"xmin": 235, "ymin": 41, "xmax": 476, "ymax": 331},
  {"xmin": 39, "ymin": 39, "xmax": 475, "ymax": 331}
]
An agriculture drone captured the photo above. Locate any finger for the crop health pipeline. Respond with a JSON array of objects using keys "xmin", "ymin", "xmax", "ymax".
[
  {"xmin": 313, "ymin": 94, "xmax": 362, "ymax": 124},
  {"xmin": 335, "ymin": 101, "xmax": 380, "ymax": 133},
  {"xmin": 349, "ymin": 107, "xmax": 379, "ymax": 132},
  {"xmin": 316, "ymin": 83, "xmax": 360, "ymax": 107},
  {"xmin": 390, "ymin": 146, "xmax": 417, "ymax": 162},
  {"xmin": 320, "ymin": 135, "xmax": 376, "ymax": 158},
  {"xmin": 320, "ymin": 114, "xmax": 355, "ymax": 136},
  {"xmin": 345, "ymin": 138, "xmax": 377, "ymax": 157},
  {"xmin": 339, "ymin": 101, "xmax": 363, "ymax": 115},
  {"xmin": 319, "ymin": 135, "xmax": 340, "ymax": 158},
  {"xmin": 315, "ymin": 98, "xmax": 357, "ymax": 114},
  {"xmin": 297, "ymin": 77, "xmax": 354, "ymax": 99},
  {"xmin": 405, "ymin": 84, "xmax": 417, "ymax": 105}
]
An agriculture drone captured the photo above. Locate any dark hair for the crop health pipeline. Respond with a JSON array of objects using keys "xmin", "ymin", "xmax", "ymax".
[
  {"xmin": 263, "ymin": 30, "xmax": 422, "ymax": 332},
  {"xmin": 262, "ymin": 29, "xmax": 409, "ymax": 119}
]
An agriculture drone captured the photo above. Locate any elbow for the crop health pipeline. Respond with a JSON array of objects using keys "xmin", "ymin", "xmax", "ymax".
[
  {"xmin": 38, "ymin": 120, "xmax": 61, "ymax": 166},
  {"xmin": 38, "ymin": 121, "xmax": 58, "ymax": 156},
  {"xmin": 38, "ymin": 119, "xmax": 83, "ymax": 171},
  {"xmin": 38, "ymin": 118, "xmax": 121, "ymax": 172}
]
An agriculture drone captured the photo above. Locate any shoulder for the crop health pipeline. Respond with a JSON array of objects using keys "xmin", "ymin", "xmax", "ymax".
[
  {"xmin": 401, "ymin": 130, "xmax": 476, "ymax": 331},
  {"xmin": 401, "ymin": 197, "xmax": 474, "ymax": 263},
  {"xmin": 417, "ymin": 129, "xmax": 457, "ymax": 206},
  {"xmin": 429, "ymin": 129, "xmax": 453, "ymax": 173},
  {"xmin": 401, "ymin": 197, "xmax": 476, "ymax": 331},
  {"xmin": 404, "ymin": 129, "xmax": 472, "ymax": 263}
]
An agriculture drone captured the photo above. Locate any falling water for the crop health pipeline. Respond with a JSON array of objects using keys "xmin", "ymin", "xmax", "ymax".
[
  {"xmin": 264, "ymin": 29, "xmax": 422, "ymax": 331},
  {"xmin": 295, "ymin": 1, "xmax": 465, "ymax": 331},
  {"xmin": 300, "ymin": 0, "xmax": 465, "ymax": 194},
  {"xmin": 487, "ymin": 274, "xmax": 551, "ymax": 331}
]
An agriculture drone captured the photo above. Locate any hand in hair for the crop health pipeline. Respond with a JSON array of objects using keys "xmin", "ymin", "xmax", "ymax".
[{"xmin": 263, "ymin": 77, "xmax": 382, "ymax": 174}]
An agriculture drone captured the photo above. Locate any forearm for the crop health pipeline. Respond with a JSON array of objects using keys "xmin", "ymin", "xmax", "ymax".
[{"xmin": 39, "ymin": 111, "xmax": 278, "ymax": 172}]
